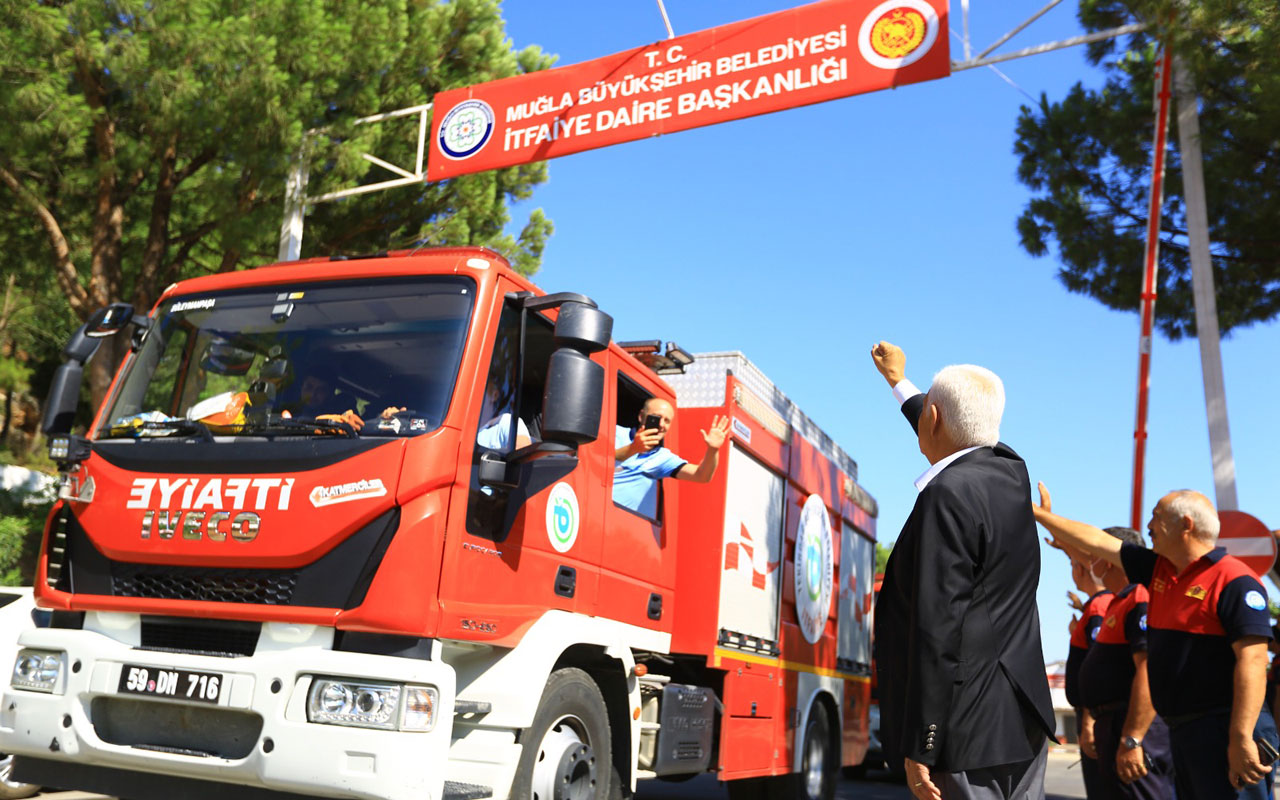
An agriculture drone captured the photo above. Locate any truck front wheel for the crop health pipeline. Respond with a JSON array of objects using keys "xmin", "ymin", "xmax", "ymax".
[{"xmin": 511, "ymin": 668, "xmax": 615, "ymax": 800}]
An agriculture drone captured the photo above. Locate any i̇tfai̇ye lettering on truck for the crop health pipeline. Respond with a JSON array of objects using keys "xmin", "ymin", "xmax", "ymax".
[{"xmin": 3, "ymin": 248, "xmax": 879, "ymax": 800}]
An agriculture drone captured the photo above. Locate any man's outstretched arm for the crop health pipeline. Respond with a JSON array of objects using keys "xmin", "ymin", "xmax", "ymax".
[
  {"xmin": 1031, "ymin": 482, "xmax": 1124, "ymax": 567},
  {"xmin": 871, "ymin": 341, "xmax": 925, "ymax": 433}
]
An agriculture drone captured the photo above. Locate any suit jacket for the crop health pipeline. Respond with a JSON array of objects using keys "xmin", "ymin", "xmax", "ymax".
[{"xmin": 874, "ymin": 394, "xmax": 1055, "ymax": 772}]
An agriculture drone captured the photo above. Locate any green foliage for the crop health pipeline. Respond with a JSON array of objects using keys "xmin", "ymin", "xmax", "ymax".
[
  {"xmin": 875, "ymin": 541, "xmax": 892, "ymax": 574},
  {"xmin": 0, "ymin": 0, "xmax": 556, "ymax": 334},
  {"xmin": 1013, "ymin": 0, "xmax": 1280, "ymax": 339},
  {"xmin": 0, "ymin": 484, "xmax": 56, "ymax": 585},
  {"xmin": 0, "ymin": 359, "xmax": 31, "ymax": 396}
]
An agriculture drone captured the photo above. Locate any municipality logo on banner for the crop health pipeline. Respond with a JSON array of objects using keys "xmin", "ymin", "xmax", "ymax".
[
  {"xmin": 859, "ymin": 0, "xmax": 940, "ymax": 69},
  {"xmin": 437, "ymin": 99, "xmax": 495, "ymax": 160}
]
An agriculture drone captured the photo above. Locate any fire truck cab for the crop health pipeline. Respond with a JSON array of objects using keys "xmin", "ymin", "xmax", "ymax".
[{"xmin": 5, "ymin": 248, "xmax": 877, "ymax": 800}]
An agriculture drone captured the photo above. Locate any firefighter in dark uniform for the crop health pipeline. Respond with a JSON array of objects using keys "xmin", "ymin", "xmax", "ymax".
[
  {"xmin": 1077, "ymin": 527, "xmax": 1176, "ymax": 799},
  {"xmin": 1035, "ymin": 486, "xmax": 1278, "ymax": 799},
  {"xmin": 1065, "ymin": 551, "xmax": 1114, "ymax": 797}
]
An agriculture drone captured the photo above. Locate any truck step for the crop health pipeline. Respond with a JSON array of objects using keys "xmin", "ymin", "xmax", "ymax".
[
  {"xmin": 443, "ymin": 780, "xmax": 493, "ymax": 800},
  {"xmin": 454, "ymin": 700, "xmax": 493, "ymax": 715}
]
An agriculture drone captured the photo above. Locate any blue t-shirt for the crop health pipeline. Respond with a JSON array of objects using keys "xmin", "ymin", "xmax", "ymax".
[
  {"xmin": 476, "ymin": 412, "xmax": 530, "ymax": 453},
  {"xmin": 613, "ymin": 425, "xmax": 686, "ymax": 519}
]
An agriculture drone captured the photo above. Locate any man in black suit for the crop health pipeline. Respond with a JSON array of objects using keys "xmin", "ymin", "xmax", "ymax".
[{"xmin": 871, "ymin": 341, "xmax": 1056, "ymax": 800}]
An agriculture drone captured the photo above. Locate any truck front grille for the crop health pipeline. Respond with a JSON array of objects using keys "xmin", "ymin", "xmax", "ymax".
[
  {"xmin": 112, "ymin": 564, "xmax": 298, "ymax": 605},
  {"xmin": 140, "ymin": 616, "xmax": 261, "ymax": 657},
  {"xmin": 58, "ymin": 507, "xmax": 399, "ymax": 609},
  {"xmin": 90, "ymin": 696, "xmax": 263, "ymax": 759}
]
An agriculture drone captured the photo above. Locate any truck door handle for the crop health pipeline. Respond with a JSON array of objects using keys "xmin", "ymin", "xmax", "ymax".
[
  {"xmin": 647, "ymin": 592, "xmax": 663, "ymax": 620},
  {"xmin": 554, "ymin": 566, "xmax": 576, "ymax": 598}
]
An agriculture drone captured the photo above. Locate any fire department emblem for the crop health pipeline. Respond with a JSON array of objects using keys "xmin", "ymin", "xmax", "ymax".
[
  {"xmin": 858, "ymin": 0, "xmax": 940, "ymax": 70},
  {"xmin": 437, "ymin": 99, "xmax": 495, "ymax": 161},
  {"xmin": 794, "ymin": 494, "xmax": 834, "ymax": 645},
  {"xmin": 546, "ymin": 482, "xmax": 580, "ymax": 554}
]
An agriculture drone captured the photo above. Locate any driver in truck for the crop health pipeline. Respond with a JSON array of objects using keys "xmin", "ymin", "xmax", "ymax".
[
  {"xmin": 613, "ymin": 397, "xmax": 730, "ymax": 518},
  {"xmin": 263, "ymin": 361, "xmax": 402, "ymax": 434}
]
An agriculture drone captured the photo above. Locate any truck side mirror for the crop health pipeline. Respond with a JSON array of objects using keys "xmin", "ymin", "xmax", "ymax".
[
  {"xmin": 540, "ymin": 300, "xmax": 611, "ymax": 446},
  {"xmin": 540, "ymin": 349, "xmax": 604, "ymax": 445},
  {"xmin": 553, "ymin": 303, "xmax": 611, "ymax": 354},
  {"xmin": 44, "ymin": 302, "xmax": 143, "ymax": 439},
  {"xmin": 62, "ymin": 324, "xmax": 101, "ymax": 365},
  {"xmin": 86, "ymin": 303, "xmax": 135, "ymax": 338},
  {"xmin": 41, "ymin": 361, "xmax": 83, "ymax": 435}
]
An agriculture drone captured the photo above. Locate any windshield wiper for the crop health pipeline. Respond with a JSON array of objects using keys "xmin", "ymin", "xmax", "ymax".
[
  {"xmin": 249, "ymin": 416, "xmax": 358, "ymax": 439},
  {"xmin": 136, "ymin": 419, "xmax": 215, "ymax": 442}
]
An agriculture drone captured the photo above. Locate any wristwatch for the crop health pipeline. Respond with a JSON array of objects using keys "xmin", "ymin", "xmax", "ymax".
[{"xmin": 1122, "ymin": 735, "xmax": 1143, "ymax": 750}]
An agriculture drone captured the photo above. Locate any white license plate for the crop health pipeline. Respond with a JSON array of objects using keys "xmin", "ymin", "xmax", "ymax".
[{"xmin": 117, "ymin": 663, "xmax": 224, "ymax": 704}]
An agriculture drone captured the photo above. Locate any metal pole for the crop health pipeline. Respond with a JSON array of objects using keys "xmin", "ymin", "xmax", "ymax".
[
  {"xmin": 655, "ymin": 0, "xmax": 675, "ymax": 39},
  {"xmin": 1173, "ymin": 55, "xmax": 1238, "ymax": 511},
  {"xmin": 974, "ymin": 0, "xmax": 1062, "ymax": 61},
  {"xmin": 1130, "ymin": 46, "xmax": 1174, "ymax": 530},
  {"xmin": 278, "ymin": 136, "xmax": 311, "ymax": 262},
  {"xmin": 952, "ymin": 23, "xmax": 1147, "ymax": 71}
]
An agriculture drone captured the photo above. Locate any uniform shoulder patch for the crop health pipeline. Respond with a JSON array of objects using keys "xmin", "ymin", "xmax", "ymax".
[{"xmin": 1246, "ymin": 590, "xmax": 1267, "ymax": 611}]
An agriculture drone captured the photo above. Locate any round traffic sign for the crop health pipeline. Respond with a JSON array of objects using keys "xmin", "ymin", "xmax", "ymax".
[{"xmin": 1217, "ymin": 511, "xmax": 1276, "ymax": 578}]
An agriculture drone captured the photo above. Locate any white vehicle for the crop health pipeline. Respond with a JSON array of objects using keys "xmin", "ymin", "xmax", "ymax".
[{"xmin": 0, "ymin": 589, "xmax": 38, "ymax": 800}]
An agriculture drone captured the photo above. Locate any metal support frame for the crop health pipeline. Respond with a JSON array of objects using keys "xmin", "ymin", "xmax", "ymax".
[
  {"xmin": 1173, "ymin": 55, "xmax": 1237, "ymax": 512},
  {"xmin": 952, "ymin": 22, "xmax": 1146, "ymax": 71},
  {"xmin": 655, "ymin": 0, "xmax": 675, "ymax": 39},
  {"xmin": 951, "ymin": 0, "xmax": 1144, "ymax": 72},
  {"xmin": 276, "ymin": 103, "xmax": 433, "ymax": 262}
]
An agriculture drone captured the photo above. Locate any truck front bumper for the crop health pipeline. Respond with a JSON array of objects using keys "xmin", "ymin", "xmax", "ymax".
[{"xmin": 0, "ymin": 619, "xmax": 458, "ymax": 800}]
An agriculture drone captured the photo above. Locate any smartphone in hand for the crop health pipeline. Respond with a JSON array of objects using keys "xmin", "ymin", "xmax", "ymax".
[
  {"xmin": 1255, "ymin": 734, "xmax": 1279, "ymax": 768},
  {"xmin": 643, "ymin": 413, "xmax": 662, "ymax": 430}
]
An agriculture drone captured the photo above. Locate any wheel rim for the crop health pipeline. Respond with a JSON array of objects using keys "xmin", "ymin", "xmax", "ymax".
[
  {"xmin": 803, "ymin": 722, "xmax": 826, "ymax": 799},
  {"xmin": 530, "ymin": 714, "xmax": 598, "ymax": 800}
]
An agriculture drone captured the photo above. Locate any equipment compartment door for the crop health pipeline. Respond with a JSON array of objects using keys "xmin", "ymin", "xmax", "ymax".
[
  {"xmin": 717, "ymin": 444, "xmax": 784, "ymax": 645},
  {"xmin": 837, "ymin": 522, "xmax": 874, "ymax": 669}
]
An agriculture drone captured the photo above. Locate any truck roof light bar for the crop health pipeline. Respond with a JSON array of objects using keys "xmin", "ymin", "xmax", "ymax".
[
  {"xmin": 617, "ymin": 341, "xmax": 696, "ymax": 375},
  {"xmin": 328, "ymin": 252, "xmax": 389, "ymax": 261}
]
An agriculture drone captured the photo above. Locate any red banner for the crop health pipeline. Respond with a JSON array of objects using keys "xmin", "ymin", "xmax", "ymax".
[{"xmin": 428, "ymin": 0, "xmax": 949, "ymax": 180}]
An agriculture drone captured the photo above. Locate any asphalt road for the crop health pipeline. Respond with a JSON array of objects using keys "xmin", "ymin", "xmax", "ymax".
[
  {"xmin": 33, "ymin": 749, "xmax": 1088, "ymax": 800},
  {"xmin": 634, "ymin": 748, "xmax": 1089, "ymax": 800}
]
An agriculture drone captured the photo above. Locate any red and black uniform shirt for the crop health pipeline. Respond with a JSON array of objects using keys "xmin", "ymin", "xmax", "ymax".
[
  {"xmin": 1120, "ymin": 543, "xmax": 1273, "ymax": 717},
  {"xmin": 1078, "ymin": 583, "xmax": 1148, "ymax": 709},
  {"xmin": 1065, "ymin": 590, "xmax": 1114, "ymax": 709}
]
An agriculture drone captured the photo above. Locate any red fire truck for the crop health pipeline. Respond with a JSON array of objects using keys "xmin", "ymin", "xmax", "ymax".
[{"xmin": 4, "ymin": 248, "xmax": 878, "ymax": 800}]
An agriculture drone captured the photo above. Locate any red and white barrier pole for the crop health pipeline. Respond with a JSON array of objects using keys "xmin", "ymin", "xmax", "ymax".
[{"xmin": 1130, "ymin": 46, "xmax": 1175, "ymax": 530}]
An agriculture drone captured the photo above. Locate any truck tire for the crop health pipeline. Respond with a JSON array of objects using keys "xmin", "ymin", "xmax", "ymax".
[
  {"xmin": 726, "ymin": 703, "xmax": 837, "ymax": 800},
  {"xmin": 510, "ymin": 668, "xmax": 615, "ymax": 800},
  {"xmin": 793, "ymin": 703, "xmax": 837, "ymax": 800}
]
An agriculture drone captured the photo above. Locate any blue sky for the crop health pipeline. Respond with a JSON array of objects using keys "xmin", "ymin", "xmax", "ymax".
[{"xmin": 497, "ymin": 1, "xmax": 1280, "ymax": 662}]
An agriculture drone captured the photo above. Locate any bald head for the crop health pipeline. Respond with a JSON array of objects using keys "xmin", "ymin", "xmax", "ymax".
[
  {"xmin": 642, "ymin": 397, "xmax": 674, "ymax": 417},
  {"xmin": 1158, "ymin": 490, "xmax": 1219, "ymax": 543}
]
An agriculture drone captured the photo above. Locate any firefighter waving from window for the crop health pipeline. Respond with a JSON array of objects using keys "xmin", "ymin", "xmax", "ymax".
[{"xmin": 613, "ymin": 397, "xmax": 730, "ymax": 518}]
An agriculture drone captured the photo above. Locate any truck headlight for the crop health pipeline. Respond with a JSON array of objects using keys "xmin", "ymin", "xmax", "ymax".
[
  {"xmin": 306, "ymin": 677, "xmax": 437, "ymax": 732},
  {"xmin": 12, "ymin": 649, "xmax": 64, "ymax": 693}
]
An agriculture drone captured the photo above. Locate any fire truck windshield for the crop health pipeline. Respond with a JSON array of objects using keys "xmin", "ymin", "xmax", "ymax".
[{"xmin": 99, "ymin": 277, "xmax": 475, "ymax": 440}]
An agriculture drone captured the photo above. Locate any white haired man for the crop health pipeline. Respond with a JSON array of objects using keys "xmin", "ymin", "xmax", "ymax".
[
  {"xmin": 1034, "ymin": 487, "xmax": 1278, "ymax": 799},
  {"xmin": 871, "ymin": 342, "xmax": 1056, "ymax": 800}
]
